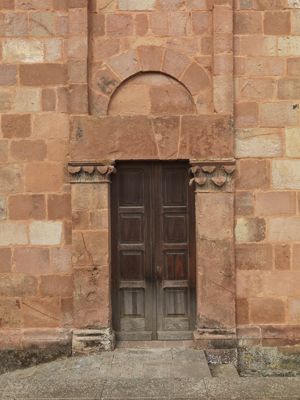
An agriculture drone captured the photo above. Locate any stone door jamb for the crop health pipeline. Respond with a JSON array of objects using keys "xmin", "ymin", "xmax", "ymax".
[
  {"xmin": 68, "ymin": 161, "xmax": 116, "ymax": 354},
  {"xmin": 189, "ymin": 159, "xmax": 237, "ymax": 349}
]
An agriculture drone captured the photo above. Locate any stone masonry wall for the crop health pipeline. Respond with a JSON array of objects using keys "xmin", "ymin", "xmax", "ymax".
[
  {"xmin": 0, "ymin": 0, "xmax": 299, "ymax": 354},
  {"xmin": 234, "ymin": 0, "xmax": 300, "ymax": 344},
  {"xmin": 0, "ymin": 0, "xmax": 73, "ymax": 348}
]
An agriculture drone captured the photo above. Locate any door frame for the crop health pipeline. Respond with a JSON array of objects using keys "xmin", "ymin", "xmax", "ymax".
[
  {"xmin": 69, "ymin": 158, "xmax": 236, "ymax": 351},
  {"xmin": 110, "ymin": 160, "xmax": 196, "ymax": 341}
]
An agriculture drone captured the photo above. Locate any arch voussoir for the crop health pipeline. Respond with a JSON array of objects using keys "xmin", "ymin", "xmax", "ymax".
[{"xmin": 89, "ymin": 46, "xmax": 212, "ymax": 117}]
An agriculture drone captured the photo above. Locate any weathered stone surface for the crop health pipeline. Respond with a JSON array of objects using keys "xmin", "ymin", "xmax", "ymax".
[
  {"xmin": 288, "ymin": 298, "xmax": 300, "ymax": 323},
  {"xmin": 275, "ymin": 244, "xmax": 291, "ymax": 270},
  {"xmin": 29, "ymin": 12, "xmax": 55, "ymax": 36},
  {"xmin": 72, "ymin": 184, "xmax": 108, "ymax": 211},
  {"xmin": 0, "ymin": 222, "xmax": 28, "ymax": 245},
  {"xmin": 72, "ymin": 230, "xmax": 108, "ymax": 266},
  {"xmin": 109, "ymin": 81, "xmax": 151, "ymax": 115},
  {"xmin": 107, "ymin": 50, "xmax": 140, "ymax": 80},
  {"xmin": 48, "ymin": 194, "xmax": 71, "ymax": 220},
  {"xmin": 237, "ymin": 270, "xmax": 300, "ymax": 298},
  {"xmin": 118, "ymin": 0, "xmax": 155, "ymax": 10},
  {"xmin": 236, "ymin": 298, "xmax": 250, "ymax": 325},
  {"xmin": 235, "ymin": 217, "xmax": 266, "ymax": 243},
  {"xmin": 33, "ymin": 114, "xmax": 69, "ymax": 139},
  {"xmin": 250, "ymin": 298, "xmax": 286, "ymax": 324},
  {"xmin": 14, "ymin": 88, "xmax": 41, "ymax": 112},
  {"xmin": 236, "ymin": 244, "xmax": 273, "ymax": 270},
  {"xmin": 236, "ymin": 160, "xmax": 270, "ymax": 190},
  {"xmin": 0, "ymin": 275, "xmax": 37, "ymax": 297},
  {"xmin": 10, "ymin": 140, "xmax": 47, "ymax": 162},
  {"xmin": 269, "ymin": 218, "xmax": 300, "ymax": 241},
  {"xmin": 9, "ymin": 194, "xmax": 45, "ymax": 220},
  {"xmin": 151, "ymin": 117, "xmax": 180, "ymax": 159},
  {"xmin": 20, "ymin": 64, "xmax": 67, "ymax": 86},
  {"xmin": 0, "ymin": 65, "xmax": 17, "ymax": 85},
  {"xmin": 71, "ymin": 116, "xmax": 157, "ymax": 160},
  {"xmin": 180, "ymin": 115, "xmax": 233, "ymax": 159},
  {"xmin": 0, "ymin": 248, "xmax": 12, "ymax": 273},
  {"xmin": 29, "ymin": 221, "xmax": 63, "ymax": 245},
  {"xmin": 293, "ymin": 244, "xmax": 300, "ymax": 270},
  {"xmin": 0, "ymin": 197, "xmax": 7, "ymax": 221},
  {"xmin": 73, "ymin": 268, "xmax": 110, "ymax": 328},
  {"xmin": 14, "ymin": 247, "xmax": 50, "ymax": 275},
  {"xmin": 22, "ymin": 298, "xmax": 61, "ymax": 328},
  {"xmin": 285, "ymin": 128, "xmax": 300, "ymax": 157},
  {"xmin": 272, "ymin": 160, "xmax": 300, "ymax": 189},
  {"xmin": 2, "ymin": 39, "xmax": 44, "ymax": 63},
  {"xmin": 235, "ymin": 192, "xmax": 254, "ymax": 216},
  {"xmin": 0, "ymin": 299, "xmax": 22, "ymax": 328},
  {"xmin": 109, "ymin": 72, "xmax": 196, "ymax": 116},
  {"xmin": 138, "ymin": 46, "xmax": 164, "ymax": 71},
  {"xmin": 72, "ymin": 328, "xmax": 115, "ymax": 354},
  {"xmin": 278, "ymin": 36, "xmax": 300, "ymax": 55},
  {"xmin": 25, "ymin": 163, "xmax": 64, "ymax": 192},
  {"xmin": 236, "ymin": 129, "xmax": 282, "ymax": 158},
  {"xmin": 0, "ymin": 165, "xmax": 23, "ymax": 194},
  {"xmin": 106, "ymin": 14, "xmax": 133, "ymax": 36},
  {"xmin": 260, "ymin": 102, "xmax": 299, "ymax": 126},
  {"xmin": 40, "ymin": 276, "xmax": 73, "ymax": 297},
  {"xmin": 198, "ymin": 239, "xmax": 235, "ymax": 291},
  {"xmin": 255, "ymin": 191, "xmax": 296, "ymax": 216},
  {"xmin": 1, "ymin": 114, "xmax": 31, "ymax": 138},
  {"xmin": 196, "ymin": 193, "xmax": 234, "ymax": 240},
  {"xmin": 51, "ymin": 247, "xmax": 72, "ymax": 273}
]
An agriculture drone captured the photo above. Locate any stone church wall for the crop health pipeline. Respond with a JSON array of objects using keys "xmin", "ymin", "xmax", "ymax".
[{"xmin": 0, "ymin": 0, "xmax": 299, "ymax": 371}]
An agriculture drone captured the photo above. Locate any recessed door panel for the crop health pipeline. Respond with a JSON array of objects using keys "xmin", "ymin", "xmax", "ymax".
[
  {"xmin": 164, "ymin": 251, "xmax": 187, "ymax": 280},
  {"xmin": 120, "ymin": 251, "xmax": 144, "ymax": 280},
  {"xmin": 120, "ymin": 214, "xmax": 144, "ymax": 243},
  {"xmin": 112, "ymin": 162, "xmax": 195, "ymax": 341}
]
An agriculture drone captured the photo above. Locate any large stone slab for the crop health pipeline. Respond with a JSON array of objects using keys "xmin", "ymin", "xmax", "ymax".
[{"xmin": 70, "ymin": 115, "xmax": 233, "ymax": 161}]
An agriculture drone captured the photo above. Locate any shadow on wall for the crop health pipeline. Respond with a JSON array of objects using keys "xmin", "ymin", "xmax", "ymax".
[{"xmin": 108, "ymin": 72, "xmax": 197, "ymax": 116}]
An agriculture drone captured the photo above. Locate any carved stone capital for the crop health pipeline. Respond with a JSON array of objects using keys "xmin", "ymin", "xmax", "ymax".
[
  {"xmin": 189, "ymin": 159, "xmax": 236, "ymax": 192},
  {"xmin": 68, "ymin": 161, "xmax": 116, "ymax": 183}
]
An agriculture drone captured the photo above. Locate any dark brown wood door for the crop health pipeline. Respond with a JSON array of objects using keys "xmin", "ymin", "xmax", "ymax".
[{"xmin": 111, "ymin": 162, "xmax": 196, "ymax": 341}]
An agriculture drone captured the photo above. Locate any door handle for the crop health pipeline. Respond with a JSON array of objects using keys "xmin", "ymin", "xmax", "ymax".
[{"xmin": 156, "ymin": 265, "xmax": 162, "ymax": 281}]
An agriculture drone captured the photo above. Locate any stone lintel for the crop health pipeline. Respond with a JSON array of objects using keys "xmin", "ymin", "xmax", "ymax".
[
  {"xmin": 68, "ymin": 161, "xmax": 116, "ymax": 183},
  {"xmin": 189, "ymin": 159, "xmax": 236, "ymax": 192},
  {"xmin": 72, "ymin": 328, "xmax": 115, "ymax": 355}
]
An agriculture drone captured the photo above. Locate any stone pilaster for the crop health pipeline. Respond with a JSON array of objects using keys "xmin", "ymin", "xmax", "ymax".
[
  {"xmin": 69, "ymin": 161, "xmax": 116, "ymax": 353},
  {"xmin": 190, "ymin": 160, "xmax": 237, "ymax": 352}
]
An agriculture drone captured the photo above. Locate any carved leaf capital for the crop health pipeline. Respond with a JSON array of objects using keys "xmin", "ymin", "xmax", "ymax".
[
  {"xmin": 68, "ymin": 161, "xmax": 116, "ymax": 183},
  {"xmin": 189, "ymin": 159, "xmax": 236, "ymax": 192}
]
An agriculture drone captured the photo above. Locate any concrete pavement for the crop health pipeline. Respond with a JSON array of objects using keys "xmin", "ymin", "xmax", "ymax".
[{"xmin": 1, "ymin": 348, "xmax": 300, "ymax": 399}]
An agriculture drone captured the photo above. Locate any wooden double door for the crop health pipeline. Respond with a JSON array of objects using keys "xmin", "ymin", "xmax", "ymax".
[{"xmin": 111, "ymin": 161, "xmax": 196, "ymax": 340}]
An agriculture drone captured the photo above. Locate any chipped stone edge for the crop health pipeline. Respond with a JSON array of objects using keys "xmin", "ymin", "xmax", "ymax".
[{"xmin": 72, "ymin": 328, "xmax": 116, "ymax": 355}]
